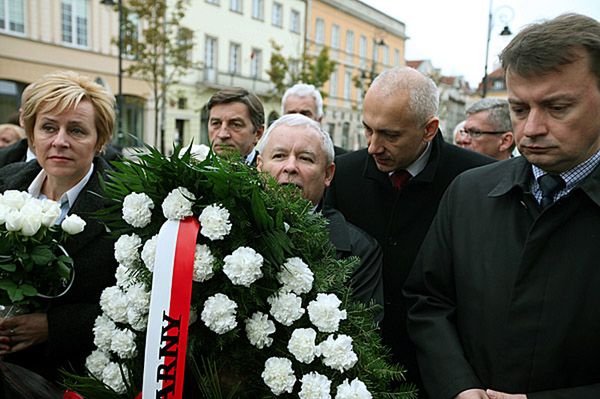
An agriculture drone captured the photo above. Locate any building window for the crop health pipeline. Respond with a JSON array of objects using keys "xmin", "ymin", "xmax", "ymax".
[
  {"xmin": 345, "ymin": 30, "xmax": 354, "ymax": 58},
  {"xmin": 205, "ymin": 36, "xmax": 218, "ymax": 82},
  {"xmin": 230, "ymin": 0, "xmax": 242, "ymax": 13},
  {"xmin": 315, "ymin": 18, "xmax": 324, "ymax": 45},
  {"xmin": 206, "ymin": 0, "xmax": 219, "ymax": 4},
  {"xmin": 271, "ymin": 2, "xmax": 282, "ymax": 28},
  {"xmin": 229, "ymin": 42, "xmax": 241, "ymax": 75},
  {"xmin": 329, "ymin": 70, "xmax": 338, "ymax": 100},
  {"xmin": 251, "ymin": 0, "xmax": 263, "ymax": 20},
  {"xmin": 331, "ymin": 24, "xmax": 340, "ymax": 49},
  {"xmin": 178, "ymin": 97, "xmax": 188, "ymax": 110},
  {"xmin": 123, "ymin": 12, "xmax": 141, "ymax": 59},
  {"xmin": 250, "ymin": 48, "xmax": 262, "ymax": 79},
  {"xmin": 0, "ymin": 80, "xmax": 26, "ymax": 122},
  {"xmin": 383, "ymin": 45, "xmax": 389, "ymax": 66},
  {"xmin": 359, "ymin": 35, "xmax": 367, "ymax": 68},
  {"xmin": 0, "ymin": 0, "xmax": 25, "ymax": 34},
  {"xmin": 343, "ymin": 71, "xmax": 352, "ymax": 101},
  {"xmin": 177, "ymin": 27, "xmax": 194, "ymax": 63},
  {"xmin": 290, "ymin": 9, "xmax": 300, "ymax": 34},
  {"xmin": 394, "ymin": 48, "xmax": 400, "ymax": 66},
  {"xmin": 117, "ymin": 95, "xmax": 145, "ymax": 148},
  {"xmin": 62, "ymin": 0, "xmax": 88, "ymax": 47},
  {"xmin": 341, "ymin": 122, "xmax": 350, "ymax": 149}
]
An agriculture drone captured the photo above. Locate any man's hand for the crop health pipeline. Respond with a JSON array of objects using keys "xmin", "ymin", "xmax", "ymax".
[
  {"xmin": 486, "ymin": 389, "xmax": 527, "ymax": 399},
  {"xmin": 455, "ymin": 389, "xmax": 490, "ymax": 398}
]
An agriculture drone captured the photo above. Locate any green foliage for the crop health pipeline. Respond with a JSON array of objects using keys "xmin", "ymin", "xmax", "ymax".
[
  {"xmin": 66, "ymin": 146, "xmax": 414, "ymax": 398},
  {"xmin": 115, "ymin": 0, "xmax": 194, "ymax": 150},
  {"xmin": 267, "ymin": 41, "xmax": 337, "ymax": 97}
]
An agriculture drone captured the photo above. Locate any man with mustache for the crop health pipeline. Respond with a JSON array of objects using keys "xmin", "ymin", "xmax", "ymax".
[
  {"xmin": 257, "ymin": 113, "xmax": 383, "ymax": 311},
  {"xmin": 207, "ymin": 87, "xmax": 264, "ymax": 165},
  {"xmin": 405, "ymin": 13, "xmax": 600, "ymax": 399},
  {"xmin": 324, "ymin": 66, "xmax": 493, "ymax": 395}
]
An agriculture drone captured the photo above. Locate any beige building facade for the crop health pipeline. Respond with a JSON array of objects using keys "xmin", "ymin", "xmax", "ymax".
[{"xmin": 306, "ymin": 0, "xmax": 406, "ymax": 149}]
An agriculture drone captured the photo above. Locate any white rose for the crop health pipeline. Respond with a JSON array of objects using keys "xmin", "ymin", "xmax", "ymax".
[
  {"xmin": 40, "ymin": 199, "xmax": 61, "ymax": 226},
  {"xmin": 122, "ymin": 192, "xmax": 154, "ymax": 228},
  {"xmin": 19, "ymin": 200, "xmax": 43, "ymax": 236},
  {"xmin": 61, "ymin": 214, "xmax": 86, "ymax": 235},
  {"xmin": 0, "ymin": 203, "xmax": 10, "ymax": 224},
  {"xmin": 162, "ymin": 187, "xmax": 195, "ymax": 220},
  {"xmin": 1, "ymin": 190, "xmax": 30, "ymax": 210},
  {"xmin": 4, "ymin": 209, "xmax": 23, "ymax": 232},
  {"xmin": 179, "ymin": 144, "xmax": 210, "ymax": 162}
]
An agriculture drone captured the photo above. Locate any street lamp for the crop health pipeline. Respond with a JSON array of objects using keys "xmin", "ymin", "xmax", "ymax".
[
  {"xmin": 482, "ymin": 0, "xmax": 513, "ymax": 97},
  {"xmin": 100, "ymin": 0, "xmax": 124, "ymax": 138}
]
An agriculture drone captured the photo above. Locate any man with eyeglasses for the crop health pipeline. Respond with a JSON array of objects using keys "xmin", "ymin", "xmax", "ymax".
[
  {"xmin": 461, "ymin": 98, "xmax": 514, "ymax": 160},
  {"xmin": 405, "ymin": 14, "xmax": 600, "ymax": 399}
]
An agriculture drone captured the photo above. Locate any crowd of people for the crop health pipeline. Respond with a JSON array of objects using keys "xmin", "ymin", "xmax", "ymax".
[{"xmin": 0, "ymin": 12, "xmax": 599, "ymax": 399}]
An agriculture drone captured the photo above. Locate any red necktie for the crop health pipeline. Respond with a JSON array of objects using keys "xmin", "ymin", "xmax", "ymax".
[{"xmin": 391, "ymin": 170, "xmax": 411, "ymax": 190}]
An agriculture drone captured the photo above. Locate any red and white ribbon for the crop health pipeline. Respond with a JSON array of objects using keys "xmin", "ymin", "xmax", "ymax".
[{"xmin": 142, "ymin": 217, "xmax": 199, "ymax": 399}]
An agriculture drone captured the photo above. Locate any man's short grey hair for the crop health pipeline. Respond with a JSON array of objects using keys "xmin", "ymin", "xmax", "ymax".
[
  {"xmin": 281, "ymin": 83, "xmax": 324, "ymax": 119},
  {"xmin": 371, "ymin": 67, "xmax": 439, "ymax": 126},
  {"xmin": 257, "ymin": 113, "xmax": 335, "ymax": 164},
  {"xmin": 466, "ymin": 98, "xmax": 513, "ymax": 132}
]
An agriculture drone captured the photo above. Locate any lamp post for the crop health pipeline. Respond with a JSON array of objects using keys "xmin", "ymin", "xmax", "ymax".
[
  {"xmin": 482, "ymin": 0, "xmax": 513, "ymax": 97},
  {"xmin": 100, "ymin": 0, "xmax": 123, "ymax": 138}
]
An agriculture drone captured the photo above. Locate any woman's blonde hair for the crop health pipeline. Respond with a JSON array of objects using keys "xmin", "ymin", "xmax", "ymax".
[{"xmin": 21, "ymin": 71, "xmax": 116, "ymax": 152}]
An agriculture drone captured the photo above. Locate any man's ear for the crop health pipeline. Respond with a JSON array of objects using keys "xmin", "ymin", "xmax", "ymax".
[
  {"xmin": 256, "ymin": 154, "xmax": 264, "ymax": 171},
  {"xmin": 254, "ymin": 127, "xmax": 265, "ymax": 144},
  {"xmin": 323, "ymin": 162, "xmax": 336, "ymax": 188},
  {"xmin": 423, "ymin": 117, "xmax": 439, "ymax": 142},
  {"xmin": 499, "ymin": 131, "xmax": 514, "ymax": 152}
]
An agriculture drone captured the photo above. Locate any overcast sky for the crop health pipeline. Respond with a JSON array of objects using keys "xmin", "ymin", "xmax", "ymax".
[{"xmin": 361, "ymin": 0, "xmax": 600, "ymax": 87}]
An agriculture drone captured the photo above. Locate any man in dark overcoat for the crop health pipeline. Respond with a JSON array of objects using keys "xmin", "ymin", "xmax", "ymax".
[
  {"xmin": 404, "ymin": 13, "xmax": 600, "ymax": 399},
  {"xmin": 324, "ymin": 66, "xmax": 493, "ymax": 394}
]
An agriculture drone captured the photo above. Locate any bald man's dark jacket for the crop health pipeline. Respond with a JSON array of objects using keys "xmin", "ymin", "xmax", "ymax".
[{"xmin": 324, "ymin": 132, "xmax": 494, "ymax": 391}]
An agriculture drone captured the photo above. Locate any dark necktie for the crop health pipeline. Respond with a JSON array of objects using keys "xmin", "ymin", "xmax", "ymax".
[
  {"xmin": 538, "ymin": 173, "xmax": 565, "ymax": 209},
  {"xmin": 391, "ymin": 170, "xmax": 411, "ymax": 190}
]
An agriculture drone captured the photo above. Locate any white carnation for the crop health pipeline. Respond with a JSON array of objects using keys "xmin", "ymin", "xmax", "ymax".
[
  {"xmin": 162, "ymin": 186, "xmax": 195, "ymax": 220},
  {"xmin": 198, "ymin": 204, "xmax": 232, "ymax": 240},
  {"xmin": 268, "ymin": 292, "xmax": 305, "ymax": 326},
  {"xmin": 317, "ymin": 335, "xmax": 358, "ymax": 372},
  {"xmin": 245, "ymin": 311, "xmax": 276, "ymax": 349},
  {"xmin": 277, "ymin": 257, "xmax": 314, "ymax": 295},
  {"xmin": 299, "ymin": 372, "xmax": 332, "ymax": 399},
  {"xmin": 141, "ymin": 235, "xmax": 158, "ymax": 272},
  {"xmin": 114, "ymin": 233, "xmax": 142, "ymax": 268},
  {"xmin": 102, "ymin": 362, "xmax": 128, "ymax": 394},
  {"xmin": 261, "ymin": 357, "xmax": 296, "ymax": 395},
  {"xmin": 179, "ymin": 144, "xmax": 210, "ymax": 162},
  {"xmin": 122, "ymin": 192, "xmax": 154, "ymax": 228},
  {"xmin": 335, "ymin": 378, "xmax": 372, "ymax": 399},
  {"xmin": 127, "ymin": 308, "xmax": 148, "ymax": 332},
  {"xmin": 85, "ymin": 349, "xmax": 110, "ymax": 379},
  {"xmin": 288, "ymin": 328, "xmax": 318, "ymax": 364},
  {"xmin": 110, "ymin": 328, "xmax": 137, "ymax": 359},
  {"xmin": 223, "ymin": 246, "xmax": 263, "ymax": 287},
  {"xmin": 61, "ymin": 214, "xmax": 86, "ymax": 234},
  {"xmin": 193, "ymin": 244, "xmax": 215, "ymax": 282},
  {"xmin": 100, "ymin": 286, "xmax": 129, "ymax": 324},
  {"xmin": 40, "ymin": 198, "xmax": 61, "ymax": 226},
  {"xmin": 125, "ymin": 282, "xmax": 150, "ymax": 314},
  {"xmin": 307, "ymin": 293, "xmax": 347, "ymax": 333},
  {"xmin": 201, "ymin": 293, "xmax": 238, "ymax": 334},
  {"xmin": 114, "ymin": 265, "xmax": 132, "ymax": 289},
  {"xmin": 93, "ymin": 314, "xmax": 116, "ymax": 352}
]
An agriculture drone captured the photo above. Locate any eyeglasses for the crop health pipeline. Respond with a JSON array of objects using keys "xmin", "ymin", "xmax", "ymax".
[{"xmin": 461, "ymin": 129, "xmax": 507, "ymax": 138}]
